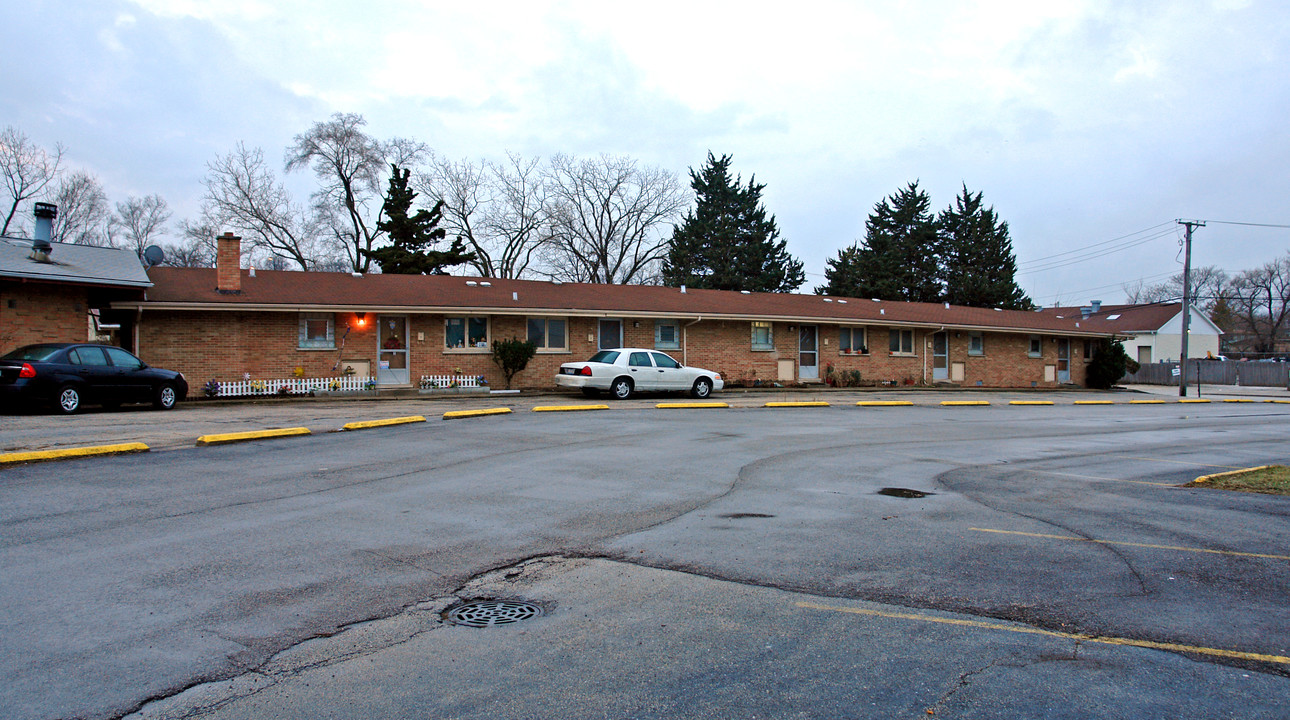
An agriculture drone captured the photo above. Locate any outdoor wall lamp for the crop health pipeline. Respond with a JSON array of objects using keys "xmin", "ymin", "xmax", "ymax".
[{"xmin": 355, "ymin": 312, "xmax": 367, "ymax": 326}]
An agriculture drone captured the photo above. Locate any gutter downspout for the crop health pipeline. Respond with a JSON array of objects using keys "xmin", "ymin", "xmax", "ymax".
[
  {"xmin": 134, "ymin": 307, "xmax": 142, "ymax": 355},
  {"xmin": 683, "ymin": 317, "xmax": 702, "ymax": 366}
]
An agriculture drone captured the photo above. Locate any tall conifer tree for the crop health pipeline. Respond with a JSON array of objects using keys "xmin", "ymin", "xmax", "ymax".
[
  {"xmin": 662, "ymin": 152, "xmax": 804, "ymax": 292},
  {"xmin": 938, "ymin": 184, "xmax": 1030, "ymax": 309},
  {"xmin": 362, "ymin": 164, "xmax": 474, "ymax": 274},
  {"xmin": 817, "ymin": 181, "xmax": 941, "ymax": 302}
]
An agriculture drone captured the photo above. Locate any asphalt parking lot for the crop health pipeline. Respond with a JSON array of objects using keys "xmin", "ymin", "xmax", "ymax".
[{"xmin": 2, "ymin": 389, "xmax": 1289, "ymax": 719}]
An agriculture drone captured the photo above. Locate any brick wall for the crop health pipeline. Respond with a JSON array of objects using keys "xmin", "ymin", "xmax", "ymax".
[
  {"xmin": 135, "ymin": 310, "xmax": 1088, "ymax": 389},
  {"xmin": 0, "ymin": 281, "xmax": 92, "ymax": 355}
]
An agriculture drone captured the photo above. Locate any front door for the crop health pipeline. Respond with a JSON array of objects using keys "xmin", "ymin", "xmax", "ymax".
[
  {"xmin": 377, "ymin": 315, "xmax": 409, "ymax": 386},
  {"xmin": 798, "ymin": 325, "xmax": 818, "ymax": 380},
  {"xmin": 599, "ymin": 319, "xmax": 622, "ymax": 350},
  {"xmin": 1057, "ymin": 338, "xmax": 1071, "ymax": 383},
  {"xmin": 932, "ymin": 331, "xmax": 949, "ymax": 381}
]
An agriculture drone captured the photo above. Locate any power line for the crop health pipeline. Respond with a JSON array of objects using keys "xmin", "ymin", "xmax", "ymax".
[
  {"xmin": 1018, "ymin": 221, "xmax": 1175, "ymax": 268},
  {"xmin": 1032, "ymin": 269, "xmax": 1177, "ymax": 303},
  {"xmin": 1203, "ymin": 220, "xmax": 1290, "ymax": 229},
  {"xmin": 1019, "ymin": 227, "xmax": 1179, "ymax": 275}
]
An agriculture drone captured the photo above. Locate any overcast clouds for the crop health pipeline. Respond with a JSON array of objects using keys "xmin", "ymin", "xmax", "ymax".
[{"xmin": 5, "ymin": 0, "xmax": 1288, "ymax": 304}]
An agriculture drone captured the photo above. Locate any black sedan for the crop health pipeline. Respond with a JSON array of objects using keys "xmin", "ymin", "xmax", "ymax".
[{"xmin": 0, "ymin": 343, "xmax": 188, "ymax": 414}]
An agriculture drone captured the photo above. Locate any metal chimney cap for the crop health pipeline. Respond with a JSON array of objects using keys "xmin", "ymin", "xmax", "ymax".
[{"xmin": 33, "ymin": 202, "xmax": 58, "ymax": 219}]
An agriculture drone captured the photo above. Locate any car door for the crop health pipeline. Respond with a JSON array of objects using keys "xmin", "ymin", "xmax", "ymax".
[
  {"xmin": 626, "ymin": 351, "xmax": 656, "ymax": 390},
  {"xmin": 103, "ymin": 346, "xmax": 152, "ymax": 404},
  {"xmin": 66, "ymin": 346, "xmax": 113, "ymax": 404},
  {"xmin": 649, "ymin": 351, "xmax": 687, "ymax": 390}
]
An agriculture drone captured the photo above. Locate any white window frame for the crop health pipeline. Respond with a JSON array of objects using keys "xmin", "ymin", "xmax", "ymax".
[
  {"xmin": 751, "ymin": 321, "xmax": 774, "ymax": 351},
  {"xmin": 527, "ymin": 317, "xmax": 568, "ymax": 352},
  {"xmin": 839, "ymin": 327, "xmax": 867, "ymax": 354},
  {"xmin": 654, "ymin": 321, "xmax": 680, "ymax": 350},
  {"xmin": 889, "ymin": 329, "xmax": 915, "ymax": 356},
  {"xmin": 968, "ymin": 332, "xmax": 984, "ymax": 356},
  {"xmin": 445, "ymin": 316, "xmax": 490, "ymax": 351},
  {"xmin": 1028, "ymin": 335, "xmax": 1042, "ymax": 358},
  {"xmin": 298, "ymin": 313, "xmax": 335, "ymax": 350}
]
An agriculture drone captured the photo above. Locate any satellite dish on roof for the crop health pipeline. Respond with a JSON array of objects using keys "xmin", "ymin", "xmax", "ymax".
[{"xmin": 142, "ymin": 245, "xmax": 166, "ymax": 268}]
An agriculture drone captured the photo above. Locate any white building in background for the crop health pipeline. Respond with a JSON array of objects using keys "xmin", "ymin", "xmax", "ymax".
[{"xmin": 1041, "ymin": 302, "xmax": 1223, "ymax": 364}]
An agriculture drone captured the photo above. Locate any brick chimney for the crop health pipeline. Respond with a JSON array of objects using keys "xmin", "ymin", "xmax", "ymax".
[{"xmin": 216, "ymin": 232, "xmax": 242, "ymax": 293}]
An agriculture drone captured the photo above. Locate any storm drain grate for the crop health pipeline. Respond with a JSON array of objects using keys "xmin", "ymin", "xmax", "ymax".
[{"xmin": 445, "ymin": 600, "xmax": 544, "ymax": 628}]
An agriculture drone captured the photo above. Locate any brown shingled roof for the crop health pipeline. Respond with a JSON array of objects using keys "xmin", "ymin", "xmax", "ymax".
[
  {"xmin": 1037, "ymin": 303, "xmax": 1197, "ymax": 334},
  {"xmin": 124, "ymin": 267, "xmax": 1112, "ymax": 336}
]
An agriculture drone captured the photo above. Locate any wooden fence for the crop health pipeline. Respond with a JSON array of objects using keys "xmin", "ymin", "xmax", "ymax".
[{"xmin": 1122, "ymin": 361, "xmax": 1290, "ymax": 387}]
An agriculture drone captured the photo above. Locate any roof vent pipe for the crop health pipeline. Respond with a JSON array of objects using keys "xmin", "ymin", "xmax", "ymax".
[
  {"xmin": 1090, "ymin": 300, "xmax": 1102, "ymax": 313},
  {"xmin": 512, "ymin": 291, "xmax": 518, "ymax": 301},
  {"xmin": 680, "ymin": 284, "xmax": 686, "ymax": 294},
  {"xmin": 32, "ymin": 203, "xmax": 56, "ymax": 259}
]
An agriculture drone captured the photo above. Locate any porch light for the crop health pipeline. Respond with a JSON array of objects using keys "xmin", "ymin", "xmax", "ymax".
[{"xmin": 355, "ymin": 312, "xmax": 367, "ymax": 326}]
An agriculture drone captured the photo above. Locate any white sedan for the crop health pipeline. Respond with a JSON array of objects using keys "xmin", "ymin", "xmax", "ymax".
[{"xmin": 556, "ymin": 348, "xmax": 724, "ymax": 400}]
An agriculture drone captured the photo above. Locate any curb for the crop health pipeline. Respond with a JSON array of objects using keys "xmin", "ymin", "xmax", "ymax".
[
  {"xmin": 1009, "ymin": 400, "xmax": 1054, "ymax": 406},
  {"xmin": 764, "ymin": 401, "xmax": 831, "ymax": 408},
  {"xmin": 341, "ymin": 416, "xmax": 426, "ymax": 431},
  {"xmin": 1129, "ymin": 400, "xmax": 1167, "ymax": 404},
  {"xmin": 443, "ymin": 408, "xmax": 513, "ymax": 420},
  {"xmin": 532, "ymin": 405, "xmax": 611, "ymax": 413},
  {"xmin": 196, "ymin": 428, "xmax": 312, "ymax": 446},
  {"xmin": 1192, "ymin": 465, "xmax": 1275, "ymax": 484},
  {"xmin": 0, "ymin": 442, "xmax": 150, "ymax": 467},
  {"xmin": 1073, "ymin": 400, "xmax": 1114, "ymax": 405},
  {"xmin": 657, "ymin": 402, "xmax": 730, "ymax": 409},
  {"xmin": 941, "ymin": 400, "xmax": 990, "ymax": 406},
  {"xmin": 857, "ymin": 400, "xmax": 914, "ymax": 407}
]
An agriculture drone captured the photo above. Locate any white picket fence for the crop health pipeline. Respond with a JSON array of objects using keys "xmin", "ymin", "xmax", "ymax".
[
  {"xmin": 210, "ymin": 376, "xmax": 373, "ymax": 397},
  {"xmin": 420, "ymin": 374, "xmax": 483, "ymax": 389}
]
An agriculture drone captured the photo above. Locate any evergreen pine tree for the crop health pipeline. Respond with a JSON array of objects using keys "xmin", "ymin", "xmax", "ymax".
[
  {"xmin": 362, "ymin": 165, "xmax": 475, "ymax": 274},
  {"xmin": 662, "ymin": 152, "xmax": 804, "ymax": 292},
  {"xmin": 938, "ymin": 184, "xmax": 1031, "ymax": 309},
  {"xmin": 816, "ymin": 181, "xmax": 941, "ymax": 302}
]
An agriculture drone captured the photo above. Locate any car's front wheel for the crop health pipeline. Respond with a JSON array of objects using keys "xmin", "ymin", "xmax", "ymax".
[
  {"xmin": 56, "ymin": 385, "xmax": 82, "ymax": 414},
  {"xmin": 610, "ymin": 377, "xmax": 633, "ymax": 400},
  {"xmin": 154, "ymin": 383, "xmax": 178, "ymax": 410},
  {"xmin": 691, "ymin": 377, "xmax": 713, "ymax": 399}
]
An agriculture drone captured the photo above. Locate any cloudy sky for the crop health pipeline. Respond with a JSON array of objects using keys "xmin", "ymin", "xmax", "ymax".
[{"xmin": 5, "ymin": 0, "xmax": 1288, "ymax": 304}]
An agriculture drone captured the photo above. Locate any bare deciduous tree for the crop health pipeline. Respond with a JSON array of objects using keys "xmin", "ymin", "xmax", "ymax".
[
  {"xmin": 107, "ymin": 194, "xmax": 171, "ymax": 257},
  {"xmin": 199, "ymin": 143, "xmax": 320, "ymax": 270},
  {"xmin": 543, "ymin": 154, "xmax": 688, "ymax": 284},
  {"xmin": 419, "ymin": 152, "xmax": 552, "ymax": 279},
  {"xmin": 284, "ymin": 112, "xmax": 427, "ymax": 272},
  {"xmin": 1, "ymin": 126, "xmax": 65, "ymax": 236},
  {"xmin": 1223, "ymin": 256, "xmax": 1290, "ymax": 354},
  {"xmin": 49, "ymin": 170, "xmax": 110, "ymax": 245},
  {"xmin": 1123, "ymin": 266, "xmax": 1229, "ymax": 312}
]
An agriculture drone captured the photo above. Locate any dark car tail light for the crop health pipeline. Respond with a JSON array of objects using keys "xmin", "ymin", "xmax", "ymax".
[
  {"xmin": 18, "ymin": 363, "xmax": 36, "ymax": 378},
  {"xmin": 579, "ymin": 366, "xmax": 593, "ymax": 376}
]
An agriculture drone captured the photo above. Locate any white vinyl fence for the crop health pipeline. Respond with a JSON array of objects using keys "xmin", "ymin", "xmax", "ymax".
[
  {"xmin": 419, "ymin": 374, "xmax": 483, "ymax": 388},
  {"xmin": 209, "ymin": 376, "xmax": 372, "ymax": 397}
]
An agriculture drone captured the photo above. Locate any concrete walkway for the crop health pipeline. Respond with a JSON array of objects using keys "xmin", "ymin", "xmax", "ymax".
[{"xmin": 1121, "ymin": 382, "xmax": 1290, "ymax": 400}]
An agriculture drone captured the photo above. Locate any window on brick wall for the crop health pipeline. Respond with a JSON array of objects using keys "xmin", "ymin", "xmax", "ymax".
[
  {"xmin": 969, "ymin": 332, "xmax": 984, "ymax": 355},
  {"xmin": 446, "ymin": 317, "xmax": 489, "ymax": 349},
  {"xmin": 839, "ymin": 327, "xmax": 867, "ymax": 354},
  {"xmin": 889, "ymin": 329, "xmax": 914, "ymax": 355},
  {"xmin": 655, "ymin": 321, "xmax": 680, "ymax": 350},
  {"xmin": 527, "ymin": 317, "xmax": 568, "ymax": 351},
  {"xmin": 1028, "ymin": 335, "xmax": 1042, "ymax": 357},
  {"xmin": 751, "ymin": 321, "xmax": 774, "ymax": 350},
  {"xmin": 298, "ymin": 313, "xmax": 334, "ymax": 349},
  {"xmin": 1083, "ymin": 339, "xmax": 1094, "ymax": 362}
]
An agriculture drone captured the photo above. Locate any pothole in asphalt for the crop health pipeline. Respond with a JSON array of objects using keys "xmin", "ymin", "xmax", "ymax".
[
  {"xmin": 877, "ymin": 487, "xmax": 935, "ymax": 499},
  {"xmin": 443, "ymin": 599, "xmax": 545, "ymax": 628},
  {"xmin": 717, "ymin": 513, "xmax": 776, "ymax": 519}
]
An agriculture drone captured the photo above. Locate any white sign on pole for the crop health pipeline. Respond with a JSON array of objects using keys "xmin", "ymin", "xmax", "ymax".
[{"xmin": 1171, "ymin": 367, "xmax": 1181, "ymax": 377}]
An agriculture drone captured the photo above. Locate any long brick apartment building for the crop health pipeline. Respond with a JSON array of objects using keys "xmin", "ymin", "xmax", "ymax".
[{"xmin": 109, "ymin": 234, "xmax": 1116, "ymax": 390}]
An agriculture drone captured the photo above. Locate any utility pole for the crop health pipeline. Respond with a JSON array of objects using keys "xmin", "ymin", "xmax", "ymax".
[{"xmin": 1177, "ymin": 220, "xmax": 1205, "ymax": 397}]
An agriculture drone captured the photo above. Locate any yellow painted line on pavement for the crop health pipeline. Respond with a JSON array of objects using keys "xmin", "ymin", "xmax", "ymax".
[
  {"xmin": 1178, "ymin": 399, "xmax": 1211, "ymax": 403},
  {"xmin": 341, "ymin": 416, "xmax": 426, "ymax": 431},
  {"xmin": 657, "ymin": 402, "xmax": 730, "ymax": 409},
  {"xmin": 764, "ymin": 401, "xmax": 831, "ymax": 407},
  {"xmin": 1129, "ymin": 399, "xmax": 1167, "ymax": 404},
  {"xmin": 1009, "ymin": 400, "xmax": 1054, "ymax": 406},
  {"xmin": 1073, "ymin": 400, "xmax": 1114, "ymax": 405},
  {"xmin": 442, "ymin": 408, "xmax": 512, "ymax": 420},
  {"xmin": 970, "ymin": 527, "xmax": 1290, "ymax": 561},
  {"xmin": 196, "ymin": 428, "xmax": 311, "ymax": 446},
  {"xmin": 857, "ymin": 400, "xmax": 915, "ymax": 407},
  {"xmin": 1028, "ymin": 469, "xmax": 1177, "ymax": 487},
  {"xmin": 1192, "ymin": 465, "xmax": 1275, "ymax": 484},
  {"xmin": 796, "ymin": 601, "xmax": 1290, "ymax": 666},
  {"xmin": 941, "ymin": 400, "xmax": 990, "ymax": 406},
  {"xmin": 532, "ymin": 404, "xmax": 610, "ymax": 413},
  {"xmin": 1223, "ymin": 398, "xmax": 1255, "ymax": 403},
  {"xmin": 0, "ymin": 442, "xmax": 149, "ymax": 466}
]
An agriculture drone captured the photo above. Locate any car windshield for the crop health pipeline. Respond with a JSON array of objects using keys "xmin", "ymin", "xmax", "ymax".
[
  {"xmin": 588, "ymin": 350, "xmax": 620, "ymax": 364},
  {"xmin": 1, "ymin": 345, "xmax": 63, "ymax": 362}
]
